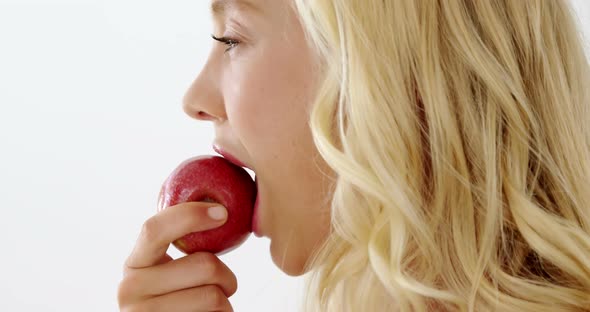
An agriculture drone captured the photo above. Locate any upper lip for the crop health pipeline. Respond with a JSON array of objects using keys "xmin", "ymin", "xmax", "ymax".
[{"xmin": 213, "ymin": 144, "xmax": 251, "ymax": 170}]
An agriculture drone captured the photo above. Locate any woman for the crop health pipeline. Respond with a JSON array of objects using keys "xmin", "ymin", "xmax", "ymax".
[{"xmin": 118, "ymin": 0, "xmax": 590, "ymax": 311}]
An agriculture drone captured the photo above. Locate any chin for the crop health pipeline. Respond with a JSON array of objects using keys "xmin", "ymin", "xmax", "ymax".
[{"xmin": 270, "ymin": 241, "xmax": 309, "ymax": 276}]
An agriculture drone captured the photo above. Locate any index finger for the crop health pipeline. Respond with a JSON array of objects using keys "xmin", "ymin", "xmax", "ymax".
[{"xmin": 125, "ymin": 202, "xmax": 227, "ymax": 269}]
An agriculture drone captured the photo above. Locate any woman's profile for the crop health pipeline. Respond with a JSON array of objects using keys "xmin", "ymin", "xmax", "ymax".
[{"xmin": 118, "ymin": 0, "xmax": 590, "ymax": 311}]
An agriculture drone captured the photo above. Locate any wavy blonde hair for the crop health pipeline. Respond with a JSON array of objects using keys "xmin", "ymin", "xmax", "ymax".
[{"xmin": 292, "ymin": 0, "xmax": 590, "ymax": 311}]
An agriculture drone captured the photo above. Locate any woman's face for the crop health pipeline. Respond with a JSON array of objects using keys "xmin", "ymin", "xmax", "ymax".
[{"xmin": 182, "ymin": 0, "xmax": 334, "ymax": 276}]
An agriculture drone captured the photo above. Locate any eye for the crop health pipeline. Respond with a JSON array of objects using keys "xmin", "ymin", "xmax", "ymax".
[{"xmin": 211, "ymin": 34, "xmax": 240, "ymax": 52}]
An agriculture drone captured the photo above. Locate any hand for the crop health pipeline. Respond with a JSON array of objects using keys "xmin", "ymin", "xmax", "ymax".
[{"xmin": 118, "ymin": 202, "xmax": 237, "ymax": 312}]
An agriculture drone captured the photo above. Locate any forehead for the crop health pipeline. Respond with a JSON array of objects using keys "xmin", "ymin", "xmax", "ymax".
[{"xmin": 210, "ymin": 0, "xmax": 265, "ymax": 18}]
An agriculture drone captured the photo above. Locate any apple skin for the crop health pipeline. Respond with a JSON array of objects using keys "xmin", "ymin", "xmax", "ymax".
[{"xmin": 157, "ymin": 155, "xmax": 257, "ymax": 255}]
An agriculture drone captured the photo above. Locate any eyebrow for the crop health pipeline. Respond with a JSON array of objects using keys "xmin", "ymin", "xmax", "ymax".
[{"xmin": 211, "ymin": 0, "xmax": 263, "ymax": 19}]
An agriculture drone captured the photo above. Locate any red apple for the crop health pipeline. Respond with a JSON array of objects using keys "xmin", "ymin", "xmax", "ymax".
[{"xmin": 157, "ymin": 155, "xmax": 257, "ymax": 255}]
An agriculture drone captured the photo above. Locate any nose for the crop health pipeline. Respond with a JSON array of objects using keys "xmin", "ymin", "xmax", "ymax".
[{"xmin": 182, "ymin": 57, "xmax": 225, "ymax": 123}]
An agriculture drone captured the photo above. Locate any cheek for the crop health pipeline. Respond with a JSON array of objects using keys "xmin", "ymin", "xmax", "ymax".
[
  {"xmin": 224, "ymin": 55, "xmax": 311, "ymax": 155},
  {"xmin": 220, "ymin": 35, "xmax": 329, "ymax": 276}
]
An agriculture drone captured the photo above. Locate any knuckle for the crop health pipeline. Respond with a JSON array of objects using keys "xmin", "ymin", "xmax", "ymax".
[
  {"xmin": 117, "ymin": 280, "xmax": 131, "ymax": 306},
  {"xmin": 190, "ymin": 253, "xmax": 237, "ymax": 297},
  {"xmin": 124, "ymin": 303, "xmax": 150, "ymax": 312},
  {"xmin": 117, "ymin": 279, "xmax": 129, "ymax": 303},
  {"xmin": 122, "ymin": 262, "xmax": 131, "ymax": 277},
  {"xmin": 203, "ymin": 285, "xmax": 227, "ymax": 309},
  {"xmin": 117, "ymin": 272, "xmax": 140, "ymax": 304},
  {"xmin": 122, "ymin": 256, "xmax": 136, "ymax": 274},
  {"xmin": 227, "ymin": 272, "xmax": 238, "ymax": 297},
  {"xmin": 194, "ymin": 252, "xmax": 220, "ymax": 275},
  {"xmin": 140, "ymin": 216, "xmax": 161, "ymax": 243}
]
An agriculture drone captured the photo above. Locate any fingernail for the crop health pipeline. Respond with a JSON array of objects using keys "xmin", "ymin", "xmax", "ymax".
[{"xmin": 208, "ymin": 205, "xmax": 227, "ymax": 221}]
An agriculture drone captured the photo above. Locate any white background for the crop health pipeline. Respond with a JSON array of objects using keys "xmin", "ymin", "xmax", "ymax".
[{"xmin": 0, "ymin": 1, "xmax": 588, "ymax": 311}]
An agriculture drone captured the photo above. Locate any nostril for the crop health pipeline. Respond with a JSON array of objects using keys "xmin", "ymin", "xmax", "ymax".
[
  {"xmin": 196, "ymin": 111, "xmax": 221, "ymax": 122},
  {"xmin": 197, "ymin": 111, "xmax": 211, "ymax": 120}
]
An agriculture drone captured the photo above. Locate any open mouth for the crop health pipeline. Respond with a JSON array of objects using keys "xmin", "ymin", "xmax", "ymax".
[{"xmin": 212, "ymin": 144, "xmax": 252, "ymax": 170}]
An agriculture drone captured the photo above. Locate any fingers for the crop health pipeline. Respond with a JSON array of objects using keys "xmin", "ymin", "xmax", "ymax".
[
  {"xmin": 126, "ymin": 285, "xmax": 233, "ymax": 312},
  {"xmin": 123, "ymin": 252, "xmax": 238, "ymax": 299},
  {"xmin": 125, "ymin": 202, "xmax": 227, "ymax": 269},
  {"xmin": 118, "ymin": 202, "xmax": 236, "ymax": 312},
  {"xmin": 118, "ymin": 251, "xmax": 238, "ymax": 311}
]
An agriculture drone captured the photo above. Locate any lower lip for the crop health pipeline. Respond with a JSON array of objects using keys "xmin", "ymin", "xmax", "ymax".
[{"xmin": 252, "ymin": 177, "xmax": 262, "ymax": 237}]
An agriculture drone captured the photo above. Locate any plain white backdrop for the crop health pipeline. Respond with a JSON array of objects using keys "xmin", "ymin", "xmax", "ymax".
[{"xmin": 0, "ymin": 1, "xmax": 588, "ymax": 311}]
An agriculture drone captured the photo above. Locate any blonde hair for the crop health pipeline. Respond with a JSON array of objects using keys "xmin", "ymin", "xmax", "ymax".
[{"xmin": 293, "ymin": 0, "xmax": 590, "ymax": 311}]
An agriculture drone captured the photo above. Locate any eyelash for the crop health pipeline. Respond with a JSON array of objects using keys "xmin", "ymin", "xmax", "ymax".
[{"xmin": 211, "ymin": 34, "xmax": 240, "ymax": 52}]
